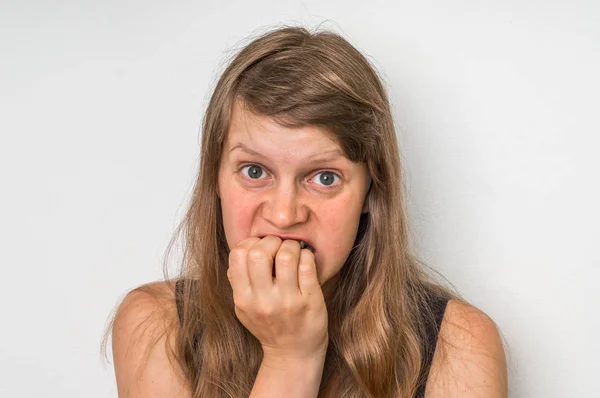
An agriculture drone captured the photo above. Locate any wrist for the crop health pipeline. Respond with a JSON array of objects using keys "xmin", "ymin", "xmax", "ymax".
[
  {"xmin": 261, "ymin": 335, "xmax": 328, "ymax": 360},
  {"xmin": 261, "ymin": 351, "xmax": 326, "ymax": 372},
  {"xmin": 251, "ymin": 357, "xmax": 325, "ymax": 398},
  {"xmin": 256, "ymin": 354, "xmax": 326, "ymax": 397}
]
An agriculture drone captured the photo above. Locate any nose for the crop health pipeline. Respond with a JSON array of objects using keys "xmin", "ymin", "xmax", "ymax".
[{"xmin": 261, "ymin": 182, "xmax": 309, "ymax": 230}]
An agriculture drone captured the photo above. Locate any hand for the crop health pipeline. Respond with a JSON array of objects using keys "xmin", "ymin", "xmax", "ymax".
[{"xmin": 227, "ymin": 236, "xmax": 329, "ymax": 362}]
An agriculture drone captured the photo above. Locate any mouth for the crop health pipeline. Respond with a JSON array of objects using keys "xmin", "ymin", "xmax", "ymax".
[
  {"xmin": 257, "ymin": 235, "xmax": 315, "ymax": 253},
  {"xmin": 299, "ymin": 240, "xmax": 315, "ymax": 253}
]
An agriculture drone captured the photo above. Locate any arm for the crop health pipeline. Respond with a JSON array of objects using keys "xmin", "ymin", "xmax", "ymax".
[
  {"xmin": 424, "ymin": 300, "xmax": 508, "ymax": 397},
  {"xmin": 250, "ymin": 354, "xmax": 326, "ymax": 398},
  {"xmin": 112, "ymin": 282, "xmax": 192, "ymax": 398}
]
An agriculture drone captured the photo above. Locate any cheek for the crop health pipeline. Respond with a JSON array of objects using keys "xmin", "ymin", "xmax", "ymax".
[
  {"xmin": 220, "ymin": 191, "xmax": 256, "ymax": 246},
  {"xmin": 319, "ymin": 206, "xmax": 362, "ymax": 265},
  {"xmin": 328, "ymin": 220, "xmax": 360, "ymax": 257},
  {"xmin": 322, "ymin": 198, "xmax": 362, "ymax": 241}
]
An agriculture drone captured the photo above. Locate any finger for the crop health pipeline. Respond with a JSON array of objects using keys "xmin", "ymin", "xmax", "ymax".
[
  {"xmin": 228, "ymin": 237, "xmax": 260, "ymax": 292},
  {"xmin": 297, "ymin": 248, "xmax": 320, "ymax": 296},
  {"xmin": 274, "ymin": 240, "xmax": 300, "ymax": 293},
  {"xmin": 247, "ymin": 236, "xmax": 281, "ymax": 290}
]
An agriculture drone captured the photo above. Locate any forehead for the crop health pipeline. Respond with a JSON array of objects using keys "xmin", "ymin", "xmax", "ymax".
[{"xmin": 224, "ymin": 100, "xmax": 343, "ymax": 156}]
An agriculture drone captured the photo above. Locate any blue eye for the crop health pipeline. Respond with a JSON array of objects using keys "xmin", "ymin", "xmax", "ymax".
[
  {"xmin": 312, "ymin": 171, "xmax": 340, "ymax": 187},
  {"xmin": 241, "ymin": 164, "xmax": 267, "ymax": 179}
]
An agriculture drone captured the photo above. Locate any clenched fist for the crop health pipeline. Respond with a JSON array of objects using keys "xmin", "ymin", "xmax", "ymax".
[{"xmin": 226, "ymin": 236, "xmax": 329, "ymax": 362}]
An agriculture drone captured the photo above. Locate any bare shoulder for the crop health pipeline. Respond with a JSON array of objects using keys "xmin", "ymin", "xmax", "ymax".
[
  {"xmin": 112, "ymin": 280, "xmax": 191, "ymax": 398},
  {"xmin": 425, "ymin": 299, "xmax": 508, "ymax": 398}
]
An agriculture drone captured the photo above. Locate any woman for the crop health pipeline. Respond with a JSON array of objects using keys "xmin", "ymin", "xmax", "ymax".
[{"xmin": 106, "ymin": 26, "xmax": 507, "ymax": 397}]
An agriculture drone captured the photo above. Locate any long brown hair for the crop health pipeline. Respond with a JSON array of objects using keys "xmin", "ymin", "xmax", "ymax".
[{"xmin": 105, "ymin": 25, "xmax": 462, "ymax": 397}]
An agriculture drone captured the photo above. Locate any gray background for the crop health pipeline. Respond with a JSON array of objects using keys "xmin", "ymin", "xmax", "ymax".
[{"xmin": 1, "ymin": 0, "xmax": 598, "ymax": 396}]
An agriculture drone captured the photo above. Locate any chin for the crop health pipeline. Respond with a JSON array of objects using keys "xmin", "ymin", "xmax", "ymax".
[{"xmin": 320, "ymin": 271, "xmax": 340, "ymax": 288}]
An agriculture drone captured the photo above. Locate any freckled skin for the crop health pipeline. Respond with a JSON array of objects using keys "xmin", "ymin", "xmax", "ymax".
[{"xmin": 218, "ymin": 101, "xmax": 370, "ymax": 287}]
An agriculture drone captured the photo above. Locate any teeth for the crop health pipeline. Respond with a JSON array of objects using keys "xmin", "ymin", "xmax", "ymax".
[{"xmin": 299, "ymin": 240, "xmax": 312, "ymax": 251}]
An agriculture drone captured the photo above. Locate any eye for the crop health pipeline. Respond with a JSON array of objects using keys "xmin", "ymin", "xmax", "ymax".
[
  {"xmin": 240, "ymin": 164, "xmax": 268, "ymax": 180},
  {"xmin": 310, "ymin": 171, "xmax": 340, "ymax": 187}
]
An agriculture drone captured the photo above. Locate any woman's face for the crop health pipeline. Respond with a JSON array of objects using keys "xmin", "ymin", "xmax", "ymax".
[{"xmin": 217, "ymin": 101, "xmax": 370, "ymax": 286}]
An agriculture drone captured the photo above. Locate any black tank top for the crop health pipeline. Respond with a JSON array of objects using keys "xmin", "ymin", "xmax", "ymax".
[{"xmin": 174, "ymin": 279, "xmax": 448, "ymax": 397}]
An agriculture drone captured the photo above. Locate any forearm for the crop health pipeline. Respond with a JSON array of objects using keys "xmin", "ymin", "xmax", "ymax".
[{"xmin": 249, "ymin": 355, "xmax": 325, "ymax": 398}]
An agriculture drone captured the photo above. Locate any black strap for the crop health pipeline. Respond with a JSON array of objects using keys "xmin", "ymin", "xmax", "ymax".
[{"xmin": 415, "ymin": 293, "xmax": 449, "ymax": 397}]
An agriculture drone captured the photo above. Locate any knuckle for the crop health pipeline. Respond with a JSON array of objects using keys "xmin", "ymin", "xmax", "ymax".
[
  {"xmin": 298, "ymin": 262, "xmax": 314, "ymax": 275},
  {"xmin": 299, "ymin": 253, "xmax": 315, "ymax": 268},
  {"xmin": 229, "ymin": 247, "xmax": 247, "ymax": 263},
  {"xmin": 276, "ymin": 250, "xmax": 296, "ymax": 264},
  {"xmin": 281, "ymin": 299, "xmax": 300, "ymax": 314},
  {"xmin": 256, "ymin": 304, "xmax": 275, "ymax": 318},
  {"xmin": 247, "ymin": 247, "xmax": 266, "ymax": 262}
]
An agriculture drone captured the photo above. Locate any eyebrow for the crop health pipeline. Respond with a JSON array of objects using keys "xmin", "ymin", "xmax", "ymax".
[{"xmin": 228, "ymin": 142, "xmax": 345, "ymax": 163}]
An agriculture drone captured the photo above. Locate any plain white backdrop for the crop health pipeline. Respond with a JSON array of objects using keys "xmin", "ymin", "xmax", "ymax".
[{"xmin": 1, "ymin": 1, "xmax": 598, "ymax": 397}]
